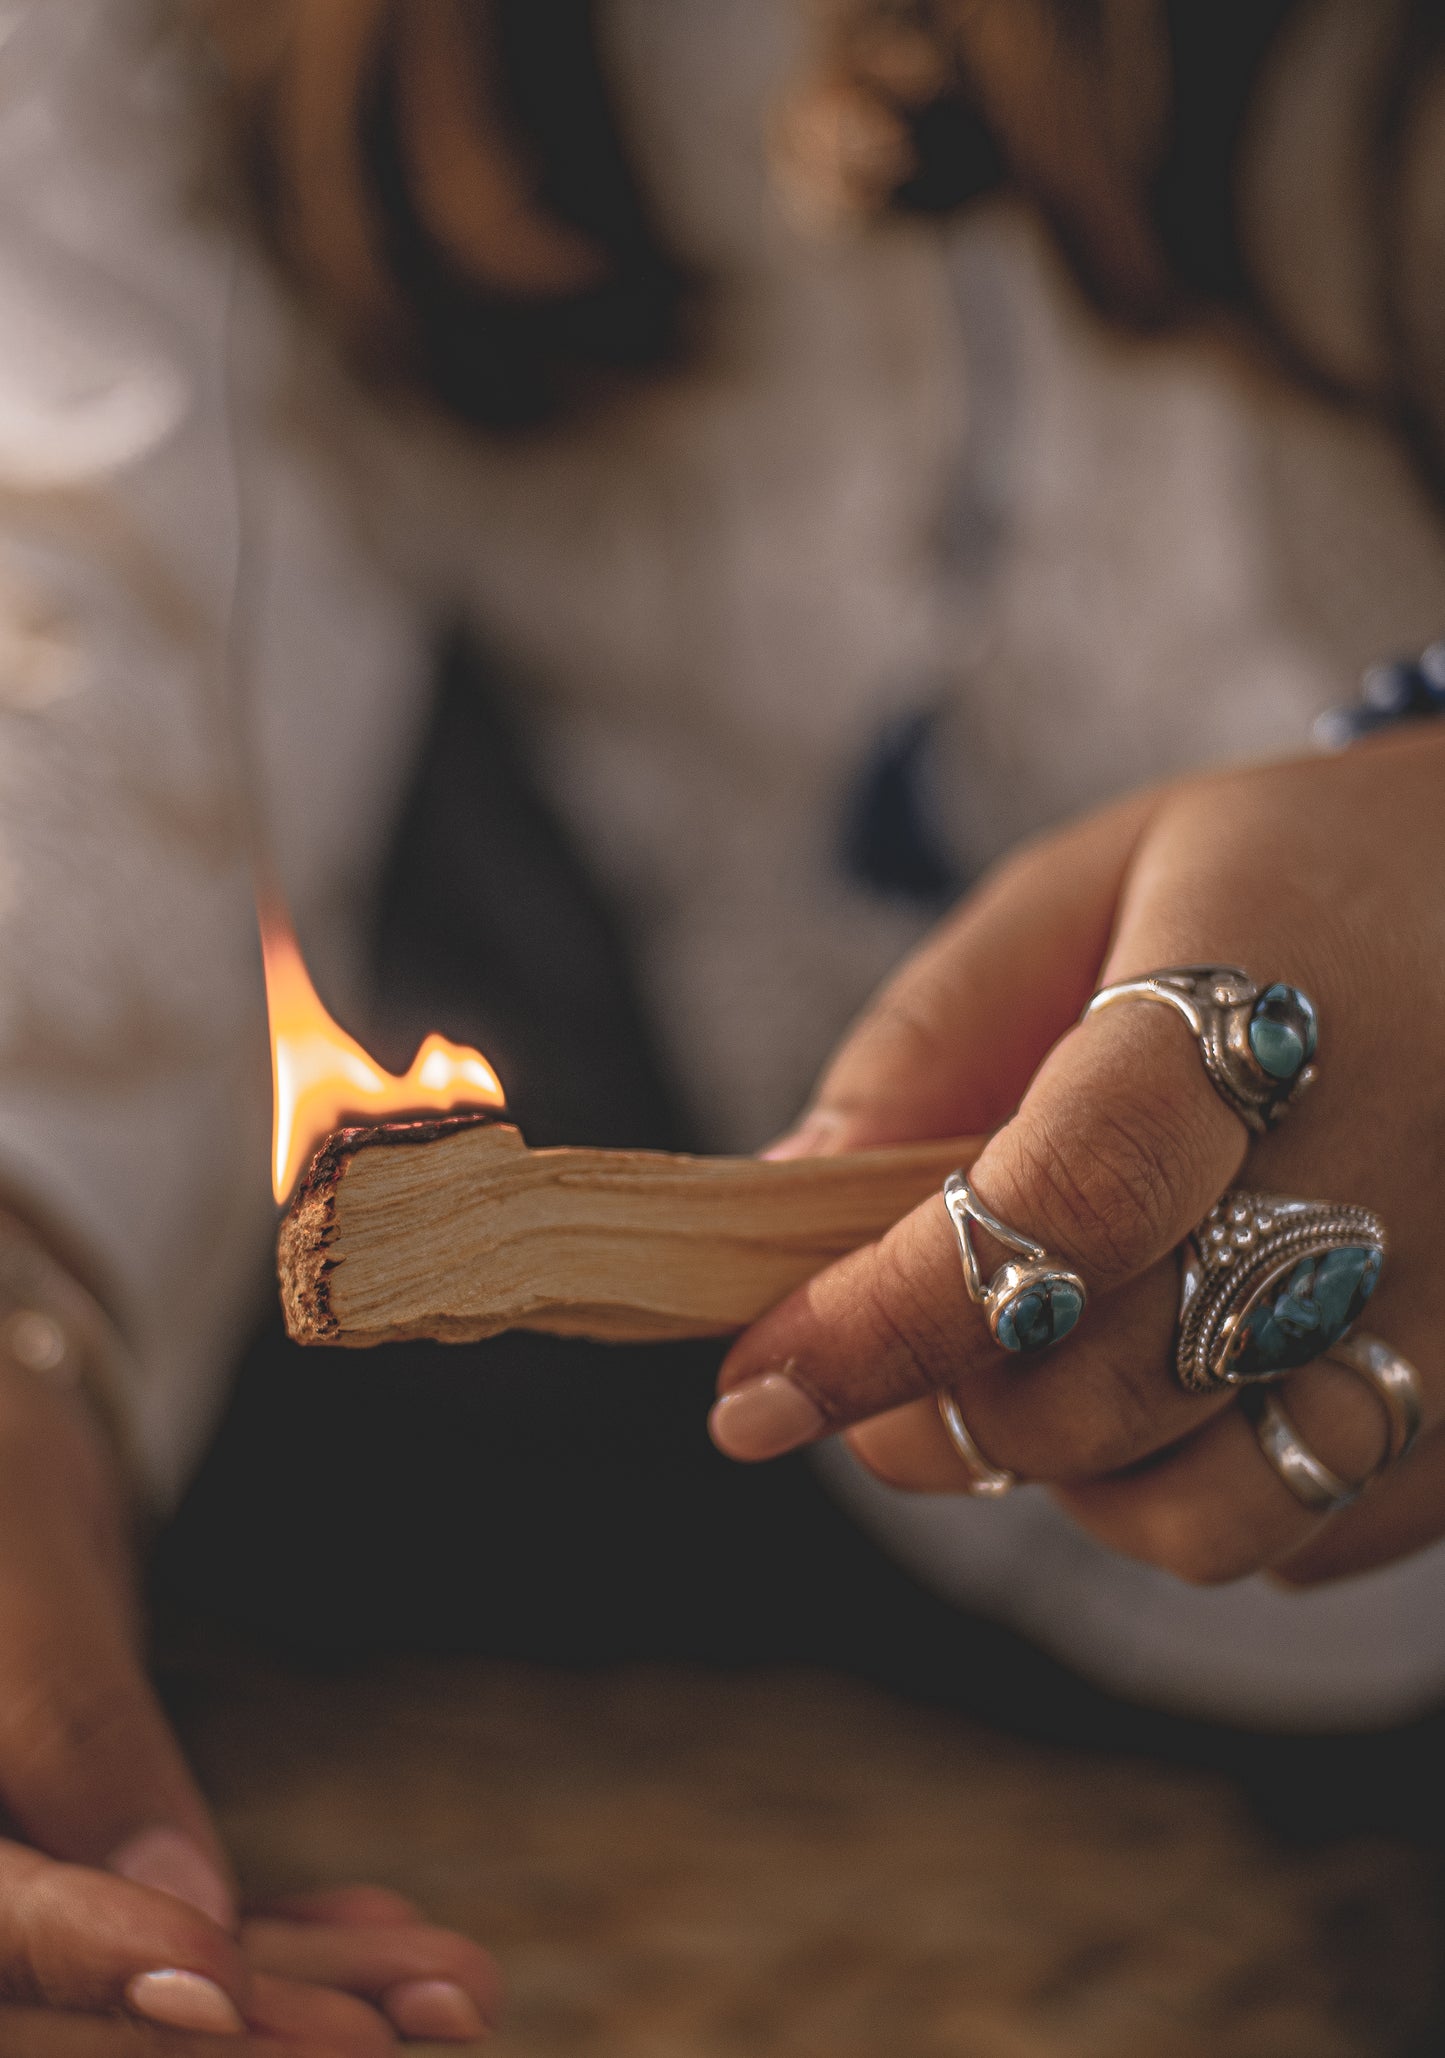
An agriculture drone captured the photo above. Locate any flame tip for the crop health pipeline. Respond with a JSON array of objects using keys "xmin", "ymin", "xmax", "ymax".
[{"xmin": 262, "ymin": 899, "xmax": 505, "ymax": 1206}]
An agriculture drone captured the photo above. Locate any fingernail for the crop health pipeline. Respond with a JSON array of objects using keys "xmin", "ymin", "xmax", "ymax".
[
  {"xmin": 126, "ymin": 1970, "xmax": 244, "ymax": 2036},
  {"xmin": 761, "ymin": 1110, "xmax": 845, "ymax": 1160},
  {"xmin": 709, "ymin": 1368, "xmax": 824, "ymax": 1460},
  {"xmin": 385, "ymin": 1979, "xmax": 489, "ymax": 2041},
  {"xmin": 108, "ymin": 1827, "xmax": 236, "ymax": 1930}
]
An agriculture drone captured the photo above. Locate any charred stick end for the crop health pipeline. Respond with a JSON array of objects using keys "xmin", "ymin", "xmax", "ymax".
[{"xmin": 276, "ymin": 1113, "xmax": 509, "ymax": 1346}]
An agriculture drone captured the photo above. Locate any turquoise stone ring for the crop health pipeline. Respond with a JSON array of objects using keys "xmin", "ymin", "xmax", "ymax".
[
  {"xmin": 1246, "ymin": 982, "xmax": 1318, "ymax": 1084},
  {"xmin": 943, "ymin": 1173, "xmax": 1088, "ymax": 1357},
  {"xmin": 994, "ymin": 1276, "xmax": 1086, "ymax": 1354},
  {"xmin": 1176, "ymin": 1192, "xmax": 1387, "ymax": 1394},
  {"xmin": 1086, "ymin": 966, "xmax": 1319, "ymax": 1133}
]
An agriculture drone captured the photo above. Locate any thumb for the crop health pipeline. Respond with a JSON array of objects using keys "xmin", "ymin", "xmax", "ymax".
[
  {"xmin": 0, "ymin": 1393, "xmax": 234, "ymax": 1932},
  {"xmin": 766, "ymin": 790, "xmax": 1158, "ymax": 1158}
]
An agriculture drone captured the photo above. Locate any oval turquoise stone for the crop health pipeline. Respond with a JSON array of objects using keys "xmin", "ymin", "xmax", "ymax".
[
  {"xmin": 1247, "ymin": 983, "xmax": 1318, "ymax": 1082},
  {"xmin": 1226, "ymin": 1243, "xmax": 1382, "ymax": 1380},
  {"xmin": 996, "ymin": 1276, "xmax": 1084, "ymax": 1354}
]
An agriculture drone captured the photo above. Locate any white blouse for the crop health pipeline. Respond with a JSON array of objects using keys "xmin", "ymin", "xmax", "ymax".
[{"xmin": 4, "ymin": 0, "xmax": 1445, "ymax": 1726}]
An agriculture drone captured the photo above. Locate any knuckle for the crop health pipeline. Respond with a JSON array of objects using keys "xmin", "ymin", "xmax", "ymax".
[
  {"xmin": 1013, "ymin": 1081, "xmax": 1206, "ymax": 1281},
  {"xmin": 11, "ymin": 1868, "xmax": 217, "ymax": 2011},
  {"xmin": 822, "ymin": 990, "xmax": 950, "ymax": 1117},
  {"xmin": 1034, "ymin": 1413, "xmax": 1143, "ymax": 1487},
  {"xmin": 853, "ymin": 1231, "xmax": 961, "ymax": 1412}
]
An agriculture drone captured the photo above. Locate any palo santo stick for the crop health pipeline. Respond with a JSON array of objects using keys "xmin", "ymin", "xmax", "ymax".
[{"xmin": 279, "ymin": 1117, "xmax": 983, "ymax": 1348}]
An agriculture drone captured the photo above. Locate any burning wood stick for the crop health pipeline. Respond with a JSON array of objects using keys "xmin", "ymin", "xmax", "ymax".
[{"xmin": 279, "ymin": 1118, "xmax": 982, "ymax": 1348}]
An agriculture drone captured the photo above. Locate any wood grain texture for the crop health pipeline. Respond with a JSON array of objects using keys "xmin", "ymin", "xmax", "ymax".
[{"xmin": 278, "ymin": 1118, "xmax": 982, "ymax": 1348}]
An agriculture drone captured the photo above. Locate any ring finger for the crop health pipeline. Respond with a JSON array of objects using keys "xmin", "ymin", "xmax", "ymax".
[
  {"xmin": 840, "ymin": 1253, "xmax": 1228, "ymax": 1491},
  {"xmin": 1053, "ymin": 1326, "xmax": 1437, "ymax": 1587}
]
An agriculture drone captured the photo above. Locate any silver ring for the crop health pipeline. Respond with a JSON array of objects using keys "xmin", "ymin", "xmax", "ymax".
[
  {"xmin": 1086, "ymin": 965, "xmax": 1318, "ymax": 1132},
  {"xmin": 942, "ymin": 1173, "xmax": 1087, "ymax": 1355},
  {"xmin": 1324, "ymin": 1332, "xmax": 1423, "ymax": 1468},
  {"xmin": 1176, "ymin": 1191, "xmax": 1386, "ymax": 1395},
  {"xmin": 936, "ymin": 1391, "xmax": 1016, "ymax": 1497},
  {"xmin": 1240, "ymin": 1332, "xmax": 1424, "ymax": 1513},
  {"xmin": 1239, "ymin": 1385, "xmax": 1359, "ymax": 1514}
]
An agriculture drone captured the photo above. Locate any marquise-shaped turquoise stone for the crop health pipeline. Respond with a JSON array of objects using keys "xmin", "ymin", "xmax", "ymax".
[
  {"xmin": 1247, "ymin": 983, "xmax": 1318, "ymax": 1082},
  {"xmin": 996, "ymin": 1276, "xmax": 1084, "ymax": 1354},
  {"xmin": 1226, "ymin": 1243, "xmax": 1382, "ymax": 1379}
]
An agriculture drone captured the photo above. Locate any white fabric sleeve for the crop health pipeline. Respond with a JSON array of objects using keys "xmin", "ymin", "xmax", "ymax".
[{"xmin": 0, "ymin": 0, "xmax": 433, "ymax": 1506}]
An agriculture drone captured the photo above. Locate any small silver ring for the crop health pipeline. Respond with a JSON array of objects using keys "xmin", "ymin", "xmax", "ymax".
[
  {"xmin": 1176, "ymin": 1190, "xmax": 1386, "ymax": 1395},
  {"xmin": 1086, "ymin": 965, "xmax": 1318, "ymax": 1133},
  {"xmin": 942, "ymin": 1173, "xmax": 1087, "ymax": 1356},
  {"xmin": 1239, "ymin": 1385, "xmax": 1358, "ymax": 1514},
  {"xmin": 936, "ymin": 1391, "xmax": 1016, "ymax": 1497},
  {"xmin": 1324, "ymin": 1332, "xmax": 1423, "ymax": 1469}
]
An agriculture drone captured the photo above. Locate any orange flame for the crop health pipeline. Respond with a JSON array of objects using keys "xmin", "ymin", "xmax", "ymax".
[{"xmin": 261, "ymin": 895, "xmax": 506, "ymax": 1203}]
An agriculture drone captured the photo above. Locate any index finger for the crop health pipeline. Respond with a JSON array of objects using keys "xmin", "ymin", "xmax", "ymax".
[{"xmin": 713, "ymin": 992, "xmax": 1245, "ymax": 1450}]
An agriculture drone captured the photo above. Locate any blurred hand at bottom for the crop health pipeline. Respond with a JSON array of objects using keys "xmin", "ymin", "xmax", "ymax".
[{"xmin": 0, "ymin": 1355, "xmax": 499, "ymax": 2053}]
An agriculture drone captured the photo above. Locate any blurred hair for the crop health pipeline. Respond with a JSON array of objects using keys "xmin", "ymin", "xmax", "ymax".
[
  {"xmin": 195, "ymin": 0, "xmax": 1445, "ymax": 478},
  {"xmin": 778, "ymin": 0, "xmax": 1445, "ymax": 485},
  {"xmin": 195, "ymin": 0, "xmax": 687, "ymax": 428}
]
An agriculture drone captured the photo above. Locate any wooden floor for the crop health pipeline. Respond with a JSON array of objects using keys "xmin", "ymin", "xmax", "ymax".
[{"xmin": 168, "ymin": 1645, "xmax": 1442, "ymax": 2057}]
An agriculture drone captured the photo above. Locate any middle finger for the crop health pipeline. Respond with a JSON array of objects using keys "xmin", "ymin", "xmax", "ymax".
[
  {"xmin": 716, "ymin": 1195, "xmax": 1234, "ymax": 1479},
  {"xmin": 843, "ymin": 1257, "xmax": 1220, "ymax": 1490},
  {"xmin": 713, "ymin": 996, "xmax": 1247, "ymax": 1460}
]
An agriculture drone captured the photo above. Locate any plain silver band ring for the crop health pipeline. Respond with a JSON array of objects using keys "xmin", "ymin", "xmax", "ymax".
[
  {"xmin": 936, "ymin": 1391, "xmax": 1016, "ymax": 1498},
  {"xmin": 1239, "ymin": 1385, "xmax": 1357, "ymax": 1514},
  {"xmin": 1325, "ymin": 1332, "xmax": 1423, "ymax": 1467},
  {"xmin": 1241, "ymin": 1331, "xmax": 1424, "ymax": 1514}
]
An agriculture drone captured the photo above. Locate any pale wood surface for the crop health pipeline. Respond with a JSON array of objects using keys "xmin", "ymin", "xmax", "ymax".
[
  {"xmin": 169, "ymin": 1646, "xmax": 1440, "ymax": 2058},
  {"xmin": 279, "ymin": 1120, "xmax": 982, "ymax": 1348}
]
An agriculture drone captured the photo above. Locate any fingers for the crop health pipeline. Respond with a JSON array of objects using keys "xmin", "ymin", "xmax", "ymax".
[
  {"xmin": 0, "ymin": 1838, "xmax": 248, "ymax": 2025},
  {"xmin": 1273, "ymin": 1428, "xmax": 1445, "ymax": 1587},
  {"xmin": 963, "ymin": 976, "xmax": 1249, "ymax": 1293},
  {"xmin": 0, "ymin": 2012, "xmax": 314, "ymax": 2058},
  {"xmin": 241, "ymin": 1973, "xmax": 399, "ymax": 2054},
  {"xmin": 837, "ymin": 1257, "xmax": 1234, "ymax": 1483},
  {"xmin": 1054, "ymin": 1350, "xmax": 1425, "ymax": 1587},
  {"xmin": 256, "ymin": 1889, "xmax": 421, "ymax": 1930},
  {"xmin": 0, "ymin": 1850, "xmax": 488, "ymax": 2048},
  {"xmin": 714, "ymin": 1162, "xmax": 1243, "ymax": 1460},
  {"xmin": 721, "ymin": 858, "xmax": 1257, "ymax": 1455},
  {"xmin": 768, "ymin": 790, "xmax": 1159, "ymax": 1153},
  {"xmin": 242, "ymin": 1920, "xmax": 498, "ymax": 2043}
]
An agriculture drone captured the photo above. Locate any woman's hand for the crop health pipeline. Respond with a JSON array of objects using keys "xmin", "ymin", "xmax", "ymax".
[
  {"xmin": 0, "ymin": 1357, "xmax": 499, "ymax": 2050},
  {"xmin": 711, "ymin": 727, "xmax": 1445, "ymax": 1589}
]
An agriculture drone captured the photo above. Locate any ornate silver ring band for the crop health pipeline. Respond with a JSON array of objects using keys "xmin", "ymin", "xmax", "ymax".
[
  {"xmin": 942, "ymin": 1173, "xmax": 1087, "ymax": 1356},
  {"xmin": 1242, "ymin": 1331, "xmax": 1424, "ymax": 1514},
  {"xmin": 1176, "ymin": 1191, "xmax": 1386, "ymax": 1396},
  {"xmin": 936, "ymin": 1391, "xmax": 1016, "ymax": 1497},
  {"xmin": 1086, "ymin": 965, "xmax": 1318, "ymax": 1133}
]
